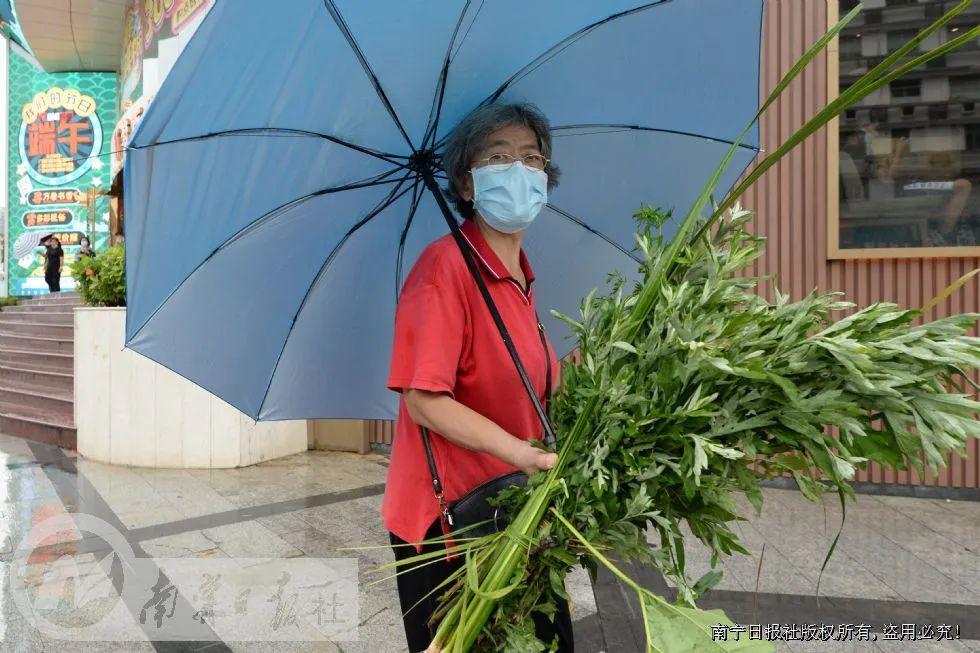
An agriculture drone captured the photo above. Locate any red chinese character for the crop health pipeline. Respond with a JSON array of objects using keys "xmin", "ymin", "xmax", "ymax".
[
  {"xmin": 27, "ymin": 119, "xmax": 58, "ymax": 157},
  {"xmin": 57, "ymin": 115, "xmax": 92, "ymax": 155}
]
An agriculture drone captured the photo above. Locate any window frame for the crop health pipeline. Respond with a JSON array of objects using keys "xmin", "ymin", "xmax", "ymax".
[{"xmin": 826, "ymin": 0, "xmax": 980, "ymax": 259}]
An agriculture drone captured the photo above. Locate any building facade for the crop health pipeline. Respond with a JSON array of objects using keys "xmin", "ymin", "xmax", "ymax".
[
  {"xmin": 743, "ymin": 0, "xmax": 979, "ymax": 491},
  {"xmin": 715, "ymin": 0, "xmax": 979, "ymax": 491}
]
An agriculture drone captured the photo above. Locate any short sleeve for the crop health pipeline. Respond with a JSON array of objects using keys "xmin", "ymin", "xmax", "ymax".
[{"xmin": 387, "ymin": 254, "xmax": 468, "ymax": 396}]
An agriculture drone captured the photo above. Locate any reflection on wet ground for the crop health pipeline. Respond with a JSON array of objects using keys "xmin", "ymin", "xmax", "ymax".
[{"xmin": 0, "ymin": 433, "xmax": 978, "ymax": 652}]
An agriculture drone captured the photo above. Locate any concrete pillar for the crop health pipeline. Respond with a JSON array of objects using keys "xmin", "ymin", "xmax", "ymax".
[{"xmin": 307, "ymin": 419, "xmax": 371, "ymax": 454}]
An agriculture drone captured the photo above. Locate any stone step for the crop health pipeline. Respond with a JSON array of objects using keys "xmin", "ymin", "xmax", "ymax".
[
  {"xmin": 20, "ymin": 301, "xmax": 81, "ymax": 310},
  {"xmin": 0, "ymin": 402, "xmax": 75, "ymax": 449},
  {"xmin": 0, "ymin": 365, "xmax": 72, "ymax": 394},
  {"xmin": 0, "ymin": 333, "xmax": 73, "ymax": 355},
  {"xmin": 0, "ymin": 293, "xmax": 78, "ymax": 449},
  {"xmin": 0, "ymin": 304, "xmax": 78, "ymax": 314},
  {"xmin": 0, "ymin": 348, "xmax": 73, "ymax": 373},
  {"xmin": 0, "ymin": 320, "xmax": 73, "ymax": 338},
  {"xmin": 24, "ymin": 292, "xmax": 81, "ymax": 302},
  {"xmin": 0, "ymin": 311, "xmax": 73, "ymax": 325},
  {"xmin": 0, "ymin": 384, "xmax": 72, "ymax": 415}
]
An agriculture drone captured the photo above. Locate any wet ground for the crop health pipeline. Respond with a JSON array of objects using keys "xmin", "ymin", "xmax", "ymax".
[{"xmin": 0, "ymin": 433, "xmax": 977, "ymax": 652}]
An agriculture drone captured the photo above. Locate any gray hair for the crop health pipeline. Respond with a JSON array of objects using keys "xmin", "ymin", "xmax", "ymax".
[{"xmin": 442, "ymin": 102, "xmax": 561, "ymax": 220}]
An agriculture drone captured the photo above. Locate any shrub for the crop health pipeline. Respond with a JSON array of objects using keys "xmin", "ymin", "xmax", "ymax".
[{"xmin": 70, "ymin": 245, "xmax": 126, "ymax": 307}]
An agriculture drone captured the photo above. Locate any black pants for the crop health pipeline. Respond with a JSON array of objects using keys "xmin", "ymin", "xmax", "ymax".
[
  {"xmin": 44, "ymin": 266, "xmax": 60, "ymax": 292},
  {"xmin": 390, "ymin": 519, "xmax": 574, "ymax": 652}
]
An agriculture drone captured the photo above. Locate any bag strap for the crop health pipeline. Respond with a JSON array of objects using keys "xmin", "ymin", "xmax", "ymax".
[{"xmin": 537, "ymin": 311, "xmax": 553, "ymax": 411}]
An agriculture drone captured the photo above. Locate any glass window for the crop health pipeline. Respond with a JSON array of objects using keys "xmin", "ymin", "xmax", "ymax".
[
  {"xmin": 967, "ymin": 125, "xmax": 980, "ymax": 152},
  {"xmin": 837, "ymin": 1, "xmax": 980, "ymax": 252},
  {"xmin": 890, "ymin": 78, "xmax": 921, "ymax": 99},
  {"xmin": 951, "ymin": 74, "xmax": 980, "ymax": 100},
  {"xmin": 886, "ymin": 29, "xmax": 918, "ymax": 53}
]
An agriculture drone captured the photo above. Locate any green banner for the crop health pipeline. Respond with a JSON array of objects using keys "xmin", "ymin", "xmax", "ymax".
[{"xmin": 6, "ymin": 51, "xmax": 117, "ymax": 295}]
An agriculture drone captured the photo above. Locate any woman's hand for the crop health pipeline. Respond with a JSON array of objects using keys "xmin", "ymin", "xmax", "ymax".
[{"xmin": 508, "ymin": 440, "xmax": 557, "ymax": 476}]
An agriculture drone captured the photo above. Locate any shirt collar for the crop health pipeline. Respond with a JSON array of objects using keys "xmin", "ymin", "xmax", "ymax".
[{"xmin": 459, "ymin": 218, "xmax": 535, "ymax": 285}]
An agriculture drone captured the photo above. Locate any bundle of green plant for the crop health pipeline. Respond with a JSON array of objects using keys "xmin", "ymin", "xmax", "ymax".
[
  {"xmin": 0, "ymin": 297, "xmax": 20, "ymax": 307},
  {"xmin": 70, "ymin": 245, "xmax": 126, "ymax": 307},
  {"xmin": 482, "ymin": 203, "xmax": 978, "ymax": 651},
  {"xmin": 386, "ymin": 4, "xmax": 980, "ymax": 651}
]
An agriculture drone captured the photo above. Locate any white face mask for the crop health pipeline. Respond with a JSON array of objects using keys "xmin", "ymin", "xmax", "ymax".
[{"xmin": 470, "ymin": 162, "xmax": 548, "ymax": 234}]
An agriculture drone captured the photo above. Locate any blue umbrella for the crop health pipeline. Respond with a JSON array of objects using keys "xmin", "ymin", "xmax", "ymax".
[{"xmin": 124, "ymin": 0, "xmax": 762, "ymax": 422}]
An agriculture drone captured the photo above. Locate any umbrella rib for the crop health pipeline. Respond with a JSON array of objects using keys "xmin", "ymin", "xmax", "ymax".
[
  {"xmin": 322, "ymin": 0, "xmax": 417, "ymax": 153},
  {"xmin": 130, "ymin": 127, "xmax": 409, "ymax": 168},
  {"xmin": 544, "ymin": 203, "xmax": 643, "ymax": 264},
  {"xmin": 395, "ymin": 177, "xmax": 426, "ymax": 301},
  {"xmin": 488, "ymin": 0, "xmax": 672, "ymax": 103},
  {"xmin": 551, "ymin": 124, "xmax": 761, "ymax": 151},
  {"xmin": 422, "ymin": 0, "xmax": 480, "ymax": 149},
  {"xmin": 221, "ymin": 170, "xmax": 409, "ymax": 251},
  {"xmin": 126, "ymin": 167, "xmax": 408, "ymax": 347},
  {"xmin": 450, "ymin": 0, "xmax": 486, "ymax": 61},
  {"xmin": 256, "ymin": 174, "xmax": 417, "ymax": 419},
  {"xmin": 433, "ymin": 0, "xmax": 673, "ymax": 148}
]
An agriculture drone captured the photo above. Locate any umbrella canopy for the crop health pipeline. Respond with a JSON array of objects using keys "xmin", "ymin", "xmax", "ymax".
[
  {"xmin": 124, "ymin": 0, "xmax": 762, "ymax": 421},
  {"xmin": 13, "ymin": 231, "xmax": 44, "ymax": 259}
]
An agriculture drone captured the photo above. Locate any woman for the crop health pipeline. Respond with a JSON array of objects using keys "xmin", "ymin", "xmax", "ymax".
[
  {"xmin": 41, "ymin": 237, "xmax": 64, "ymax": 293},
  {"xmin": 383, "ymin": 103, "xmax": 573, "ymax": 652},
  {"xmin": 78, "ymin": 237, "xmax": 96, "ymax": 259}
]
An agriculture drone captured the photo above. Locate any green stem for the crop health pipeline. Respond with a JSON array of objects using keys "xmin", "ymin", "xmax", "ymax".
[
  {"xmin": 551, "ymin": 509, "xmax": 645, "ymax": 592},
  {"xmin": 437, "ymin": 396, "xmax": 600, "ymax": 649}
]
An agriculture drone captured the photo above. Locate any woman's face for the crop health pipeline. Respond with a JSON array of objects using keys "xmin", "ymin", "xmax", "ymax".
[
  {"xmin": 459, "ymin": 123, "xmax": 541, "ymax": 203},
  {"xmin": 50, "ymin": 238, "xmax": 60, "ymax": 248}
]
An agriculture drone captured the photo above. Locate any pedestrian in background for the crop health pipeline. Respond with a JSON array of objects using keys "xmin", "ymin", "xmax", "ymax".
[
  {"xmin": 78, "ymin": 237, "xmax": 96, "ymax": 259},
  {"xmin": 41, "ymin": 237, "xmax": 64, "ymax": 293}
]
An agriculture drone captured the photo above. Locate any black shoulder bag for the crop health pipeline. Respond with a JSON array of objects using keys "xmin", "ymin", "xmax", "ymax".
[{"xmin": 421, "ymin": 316, "xmax": 551, "ymax": 538}]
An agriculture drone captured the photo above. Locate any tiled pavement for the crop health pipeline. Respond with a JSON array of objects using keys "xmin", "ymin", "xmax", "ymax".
[{"xmin": 0, "ymin": 432, "xmax": 977, "ymax": 652}]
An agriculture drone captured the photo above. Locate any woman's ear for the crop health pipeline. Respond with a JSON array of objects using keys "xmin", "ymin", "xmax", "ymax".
[{"xmin": 460, "ymin": 172, "xmax": 474, "ymax": 202}]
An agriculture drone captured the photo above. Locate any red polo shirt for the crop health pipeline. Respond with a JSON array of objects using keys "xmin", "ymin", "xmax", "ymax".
[{"xmin": 382, "ymin": 218, "xmax": 558, "ymax": 547}]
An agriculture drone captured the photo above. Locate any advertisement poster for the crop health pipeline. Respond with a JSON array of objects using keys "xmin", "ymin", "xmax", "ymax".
[
  {"xmin": 113, "ymin": 0, "xmax": 213, "ymax": 176},
  {"xmin": 6, "ymin": 51, "xmax": 116, "ymax": 295},
  {"xmin": 119, "ymin": 0, "xmax": 213, "ymax": 106}
]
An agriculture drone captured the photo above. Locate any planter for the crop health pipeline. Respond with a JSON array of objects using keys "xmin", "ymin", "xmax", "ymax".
[{"xmin": 75, "ymin": 307, "xmax": 307, "ymax": 468}]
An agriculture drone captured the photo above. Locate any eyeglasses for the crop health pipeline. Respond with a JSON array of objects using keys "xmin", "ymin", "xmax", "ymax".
[{"xmin": 473, "ymin": 153, "xmax": 549, "ymax": 171}]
